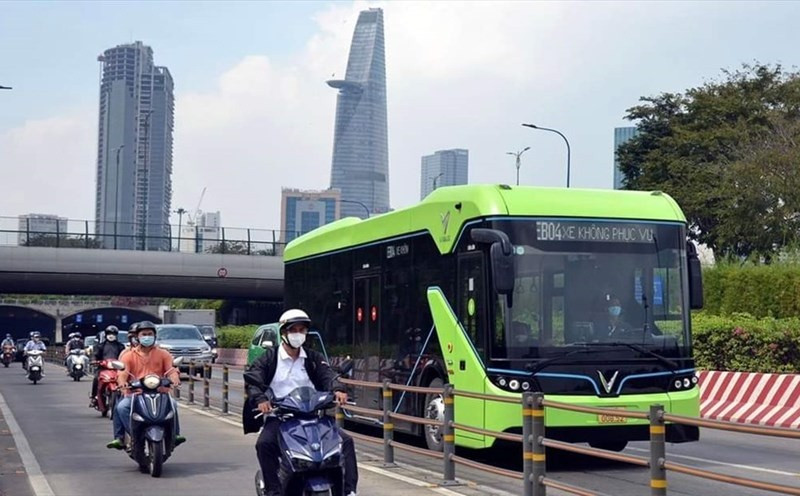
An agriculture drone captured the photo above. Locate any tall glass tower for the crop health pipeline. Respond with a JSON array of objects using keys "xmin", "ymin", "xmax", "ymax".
[
  {"xmin": 327, "ymin": 8, "xmax": 389, "ymax": 219},
  {"xmin": 613, "ymin": 126, "xmax": 638, "ymax": 189},
  {"xmin": 95, "ymin": 41, "xmax": 174, "ymax": 250}
]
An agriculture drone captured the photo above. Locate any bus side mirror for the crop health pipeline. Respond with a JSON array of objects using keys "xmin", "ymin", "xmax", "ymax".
[
  {"xmin": 687, "ymin": 241, "xmax": 703, "ymax": 309},
  {"xmin": 471, "ymin": 228, "xmax": 515, "ymax": 296}
]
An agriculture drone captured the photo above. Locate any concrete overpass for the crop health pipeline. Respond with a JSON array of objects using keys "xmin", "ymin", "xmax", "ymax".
[{"xmin": 0, "ymin": 246, "xmax": 283, "ymax": 299}]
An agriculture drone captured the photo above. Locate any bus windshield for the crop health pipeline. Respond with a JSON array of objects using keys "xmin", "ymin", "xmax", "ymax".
[{"xmin": 488, "ymin": 219, "xmax": 690, "ymax": 361}]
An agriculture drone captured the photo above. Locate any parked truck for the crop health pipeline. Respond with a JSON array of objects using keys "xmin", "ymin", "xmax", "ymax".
[{"xmin": 161, "ymin": 309, "xmax": 218, "ymax": 362}]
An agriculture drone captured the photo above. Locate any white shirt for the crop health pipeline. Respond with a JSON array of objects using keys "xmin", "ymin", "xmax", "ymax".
[{"xmin": 270, "ymin": 345, "xmax": 314, "ymax": 399}]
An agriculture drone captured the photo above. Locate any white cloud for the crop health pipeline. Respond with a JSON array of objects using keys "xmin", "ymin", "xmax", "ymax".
[{"xmin": 4, "ymin": 1, "xmax": 799, "ymax": 231}]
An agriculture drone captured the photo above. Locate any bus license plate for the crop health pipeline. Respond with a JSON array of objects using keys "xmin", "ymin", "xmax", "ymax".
[{"xmin": 597, "ymin": 413, "xmax": 628, "ymax": 424}]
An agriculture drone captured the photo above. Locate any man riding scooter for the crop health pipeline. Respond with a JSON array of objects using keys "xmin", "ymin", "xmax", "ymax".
[
  {"xmin": 243, "ymin": 309, "xmax": 359, "ymax": 496},
  {"xmin": 23, "ymin": 332, "xmax": 47, "ymax": 373},
  {"xmin": 2, "ymin": 334, "xmax": 15, "ymax": 367},
  {"xmin": 107, "ymin": 321, "xmax": 185, "ymax": 450},
  {"xmin": 64, "ymin": 332, "xmax": 85, "ymax": 373},
  {"xmin": 90, "ymin": 325, "xmax": 126, "ymax": 409}
]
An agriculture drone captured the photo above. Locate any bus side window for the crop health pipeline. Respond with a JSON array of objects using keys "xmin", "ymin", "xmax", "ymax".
[{"xmin": 458, "ymin": 253, "xmax": 487, "ymax": 360}]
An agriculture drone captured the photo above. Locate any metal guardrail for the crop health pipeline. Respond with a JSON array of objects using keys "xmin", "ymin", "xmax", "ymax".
[
  {"xmin": 36, "ymin": 351, "xmax": 800, "ymax": 494},
  {"xmin": 0, "ymin": 215, "xmax": 308, "ymax": 256},
  {"xmin": 333, "ymin": 376, "xmax": 800, "ymax": 496}
]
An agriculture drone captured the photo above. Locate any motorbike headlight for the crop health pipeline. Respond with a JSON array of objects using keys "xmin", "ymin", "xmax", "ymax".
[
  {"xmin": 132, "ymin": 413, "xmax": 145, "ymax": 422},
  {"xmin": 75, "ymin": 364, "xmax": 83, "ymax": 369},
  {"xmin": 143, "ymin": 375, "xmax": 161, "ymax": 390},
  {"xmin": 30, "ymin": 366, "xmax": 40, "ymax": 371}
]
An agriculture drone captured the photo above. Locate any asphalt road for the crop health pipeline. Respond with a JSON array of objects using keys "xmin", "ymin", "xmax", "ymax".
[
  {"xmin": 0, "ymin": 364, "xmax": 508, "ymax": 496},
  {"xmin": 194, "ymin": 364, "xmax": 800, "ymax": 496},
  {"xmin": 7, "ymin": 361, "xmax": 798, "ymax": 496}
]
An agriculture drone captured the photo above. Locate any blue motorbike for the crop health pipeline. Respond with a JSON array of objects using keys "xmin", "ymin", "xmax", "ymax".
[{"xmin": 255, "ymin": 362, "xmax": 353, "ymax": 496}]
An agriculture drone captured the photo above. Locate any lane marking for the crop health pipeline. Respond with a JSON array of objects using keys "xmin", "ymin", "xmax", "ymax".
[
  {"xmin": 627, "ymin": 447, "xmax": 800, "ymax": 477},
  {"xmin": 0, "ymin": 390, "xmax": 56, "ymax": 496}
]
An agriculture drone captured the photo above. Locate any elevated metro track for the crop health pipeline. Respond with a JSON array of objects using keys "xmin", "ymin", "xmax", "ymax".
[{"xmin": 0, "ymin": 246, "xmax": 283, "ymax": 299}]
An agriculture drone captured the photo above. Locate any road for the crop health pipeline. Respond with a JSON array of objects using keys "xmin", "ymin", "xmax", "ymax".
[
  {"xmin": 194, "ymin": 364, "xmax": 800, "ymax": 496},
  {"xmin": 4, "ymin": 361, "xmax": 799, "ymax": 496},
  {"xmin": 0, "ymin": 364, "xmax": 510, "ymax": 496}
]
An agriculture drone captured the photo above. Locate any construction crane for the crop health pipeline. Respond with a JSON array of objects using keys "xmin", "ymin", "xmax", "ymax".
[{"xmin": 186, "ymin": 187, "xmax": 206, "ymax": 226}]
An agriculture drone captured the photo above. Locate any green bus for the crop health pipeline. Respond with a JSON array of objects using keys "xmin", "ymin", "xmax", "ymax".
[{"xmin": 283, "ymin": 185, "xmax": 703, "ymax": 452}]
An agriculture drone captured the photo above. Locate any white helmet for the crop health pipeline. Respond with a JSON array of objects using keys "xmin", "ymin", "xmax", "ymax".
[{"xmin": 278, "ymin": 309, "xmax": 311, "ymax": 332}]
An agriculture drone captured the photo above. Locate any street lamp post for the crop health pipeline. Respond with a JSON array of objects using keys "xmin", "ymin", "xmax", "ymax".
[
  {"xmin": 0, "ymin": 85, "xmax": 12, "ymax": 90},
  {"xmin": 175, "ymin": 208, "xmax": 187, "ymax": 251},
  {"xmin": 339, "ymin": 199, "xmax": 370, "ymax": 219},
  {"xmin": 506, "ymin": 147, "xmax": 531, "ymax": 186},
  {"xmin": 522, "ymin": 123, "xmax": 571, "ymax": 188}
]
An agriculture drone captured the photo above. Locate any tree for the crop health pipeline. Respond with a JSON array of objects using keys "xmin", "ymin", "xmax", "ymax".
[
  {"xmin": 22, "ymin": 234, "xmax": 102, "ymax": 249},
  {"xmin": 618, "ymin": 63, "xmax": 800, "ymax": 260}
]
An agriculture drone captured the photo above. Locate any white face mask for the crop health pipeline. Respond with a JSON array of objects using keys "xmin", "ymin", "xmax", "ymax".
[
  {"xmin": 106, "ymin": 334, "xmax": 117, "ymax": 342},
  {"xmin": 286, "ymin": 333, "xmax": 306, "ymax": 348}
]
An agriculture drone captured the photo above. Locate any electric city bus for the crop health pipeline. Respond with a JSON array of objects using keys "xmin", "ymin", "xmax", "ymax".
[{"xmin": 282, "ymin": 185, "xmax": 703, "ymax": 452}]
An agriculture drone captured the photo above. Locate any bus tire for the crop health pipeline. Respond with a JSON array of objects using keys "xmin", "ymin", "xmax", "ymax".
[
  {"xmin": 423, "ymin": 377, "xmax": 445, "ymax": 452},
  {"xmin": 589, "ymin": 440, "xmax": 627, "ymax": 452}
]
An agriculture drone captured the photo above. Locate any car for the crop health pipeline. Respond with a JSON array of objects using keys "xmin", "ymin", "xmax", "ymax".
[
  {"xmin": 155, "ymin": 324, "xmax": 214, "ymax": 378},
  {"xmin": 246, "ymin": 323, "xmax": 328, "ymax": 367},
  {"xmin": 84, "ymin": 335, "xmax": 97, "ymax": 356},
  {"xmin": 196, "ymin": 325, "xmax": 218, "ymax": 362}
]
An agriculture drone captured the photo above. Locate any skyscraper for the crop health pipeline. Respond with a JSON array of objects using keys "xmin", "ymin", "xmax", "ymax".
[
  {"xmin": 280, "ymin": 188, "xmax": 341, "ymax": 246},
  {"xmin": 420, "ymin": 149, "xmax": 469, "ymax": 199},
  {"xmin": 327, "ymin": 8, "xmax": 389, "ymax": 219},
  {"xmin": 613, "ymin": 126, "xmax": 638, "ymax": 189},
  {"xmin": 95, "ymin": 41, "xmax": 174, "ymax": 250}
]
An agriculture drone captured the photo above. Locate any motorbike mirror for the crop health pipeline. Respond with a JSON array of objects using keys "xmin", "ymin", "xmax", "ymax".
[
  {"xmin": 338, "ymin": 359, "xmax": 354, "ymax": 378},
  {"xmin": 172, "ymin": 356, "xmax": 184, "ymax": 367},
  {"xmin": 109, "ymin": 360, "xmax": 126, "ymax": 371}
]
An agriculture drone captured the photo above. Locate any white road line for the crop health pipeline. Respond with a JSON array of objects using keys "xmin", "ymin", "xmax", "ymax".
[
  {"xmin": 0, "ymin": 390, "xmax": 56, "ymax": 496},
  {"xmin": 626, "ymin": 447, "xmax": 800, "ymax": 477}
]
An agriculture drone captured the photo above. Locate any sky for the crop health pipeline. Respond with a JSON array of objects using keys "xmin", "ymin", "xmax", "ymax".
[{"xmin": 1, "ymin": 0, "xmax": 799, "ymax": 231}]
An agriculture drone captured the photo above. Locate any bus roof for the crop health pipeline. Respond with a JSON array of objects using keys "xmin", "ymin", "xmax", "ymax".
[{"xmin": 283, "ymin": 184, "xmax": 686, "ymax": 262}]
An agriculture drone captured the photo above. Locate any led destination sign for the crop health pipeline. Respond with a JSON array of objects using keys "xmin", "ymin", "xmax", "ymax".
[{"xmin": 535, "ymin": 221, "xmax": 656, "ymax": 244}]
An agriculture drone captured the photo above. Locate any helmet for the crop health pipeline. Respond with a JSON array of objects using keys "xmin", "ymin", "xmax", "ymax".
[
  {"xmin": 128, "ymin": 322, "xmax": 140, "ymax": 334},
  {"xmin": 137, "ymin": 321, "xmax": 157, "ymax": 333},
  {"xmin": 278, "ymin": 309, "xmax": 311, "ymax": 332},
  {"xmin": 5, "ymin": 333, "xmax": 10, "ymax": 338},
  {"xmin": 32, "ymin": 332, "xmax": 41, "ymax": 339},
  {"xmin": 73, "ymin": 332, "xmax": 82, "ymax": 339},
  {"xmin": 105, "ymin": 325, "xmax": 119, "ymax": 335}
]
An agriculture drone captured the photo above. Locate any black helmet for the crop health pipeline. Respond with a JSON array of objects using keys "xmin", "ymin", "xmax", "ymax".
[
  {"xmin": 105, "ymin": 325, "xmax": 119, "ymax": 335},
  {"xmin": 128, "ymin": 322, "xmax": 140, "ymax": 334},
  {"xmin": 278, "ymin": 309, "xmax": 311, "ymax": 332},
  {"xmin": 137, "ymin": 321, "xmax": 157, "ymax": 332}
]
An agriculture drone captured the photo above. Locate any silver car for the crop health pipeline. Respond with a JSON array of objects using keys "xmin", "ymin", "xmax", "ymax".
[{"xmin": 155, "ymin": 324, "xmax": 214, "ymax": 378}]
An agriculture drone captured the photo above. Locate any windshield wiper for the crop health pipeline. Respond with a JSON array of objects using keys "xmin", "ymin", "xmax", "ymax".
[
  {"xmin": 525, "ymin": 344, "xmax": 598, "ymax": 375},
  {"xmin": 583, "ymin": 342, "xmax": 679, "ymax": 371}
]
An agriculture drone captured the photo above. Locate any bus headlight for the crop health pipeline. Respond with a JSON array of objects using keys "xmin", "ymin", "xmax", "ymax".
[
  {"xmin": 670, "ymin": 373, "xmax": 697, "ymax": 392},
  {"xmin": 509, "ymin": 379, "xmax": 520, "ymax": 391}
]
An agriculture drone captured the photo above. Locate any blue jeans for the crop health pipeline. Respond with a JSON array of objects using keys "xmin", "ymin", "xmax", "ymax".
[{"xmin": 113, "ymin": 395, "xmax": 181, "ymax": 440}]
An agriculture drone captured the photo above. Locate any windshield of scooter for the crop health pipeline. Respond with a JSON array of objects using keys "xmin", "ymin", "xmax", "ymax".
[{"xmin": 276, "ymin": 386, "xmax": 335, "ymax": 414}]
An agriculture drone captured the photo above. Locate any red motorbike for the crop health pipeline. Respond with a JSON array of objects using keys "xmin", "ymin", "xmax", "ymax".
[
  {"xmin": 95, "ymin": 359, "xmax": 122, "ymax": 418},
  {"xmin": 1, "ymin": 345, "xmax": 14, "ymax": 367}
]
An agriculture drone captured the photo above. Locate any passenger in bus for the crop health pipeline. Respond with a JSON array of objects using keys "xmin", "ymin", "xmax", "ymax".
[{"xmin": 593, "ymin": 295, "xmax": 633, "ymax": 341}]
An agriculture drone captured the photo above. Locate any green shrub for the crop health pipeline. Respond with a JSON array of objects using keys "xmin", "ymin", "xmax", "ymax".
[
  {"xmin": 692, "ymin": 312, "xmax": 800, "ymax": 373},
  {"xmin": 703, "ymin": 263, "xmax": 800, "ymax": 318},
  {"xmin": 218, "ymin": 325, "xmax": 258, "ymax": 349}
]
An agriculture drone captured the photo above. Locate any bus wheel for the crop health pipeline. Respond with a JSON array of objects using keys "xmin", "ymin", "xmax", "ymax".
[
  {"xmin": 589, "ymin": 441, "xmax": 628, "ymax": 452},
  {"xmin": 423, "ymin": 377, "xmax": 445, "ymax": 452}
]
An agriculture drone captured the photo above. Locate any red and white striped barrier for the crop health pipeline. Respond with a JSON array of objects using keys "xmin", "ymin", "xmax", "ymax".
[{"xmin": 698, "ymin": 371, "xmax": 800, "ymax": 428}]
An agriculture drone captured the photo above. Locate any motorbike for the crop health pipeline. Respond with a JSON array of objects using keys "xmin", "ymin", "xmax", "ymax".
[
  {"xmin": 95, "ymin": 359, "xmax": 121, "ymax": 418},
  {"xmin": 66, "ymin": 349, "xmax": 89, "ymax": 381},
  {"xmin": 119, "ymin": 357, "xmax": 183, "ymax": 478},
  {"xmin": 255, "ymin": 361, "xmax": 354, "ymax": 496},
  {"xmin": 1, "ymin": 345, "xmax": 14, "ymax": 367},
  {"xmin": 25, "ymin": 350, "xmax": 45, "ymax": 384}
]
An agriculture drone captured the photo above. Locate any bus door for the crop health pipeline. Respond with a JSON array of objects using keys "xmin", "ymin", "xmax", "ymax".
[
  {"xmin": 353, "ymin": 274, "xmax": 381, "ymax": 410},
  {"xmin": 455, "ymin": 252, "xmax": 487, "ymax": 443}
]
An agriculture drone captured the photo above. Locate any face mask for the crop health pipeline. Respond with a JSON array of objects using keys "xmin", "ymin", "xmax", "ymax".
[
  {"xmin": 608, "ymin": 306, "xmax": 622, "ymax": 317},
  {"xmin": 106, "ymin": 334, "xmax": 117, "ymax": 342},
  {"xmin": 286, "ymin": 333, "xmax": 306, "ymax": 348},
  {"xmin": 139, "ymin": 336, "xmax": 155, "ymax": 347}
]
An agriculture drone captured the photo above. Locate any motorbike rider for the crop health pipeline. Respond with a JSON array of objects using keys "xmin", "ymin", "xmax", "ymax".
[
  {"xmin": 64, "ymin": 332, "xmax": 85, "ymax": 370},
  {"xmin": 23, "ymin": 332, "xmax": 47, "ymax": 372},
  {"xmin": 89, "ymin": 325, "xmax": 126, "ymax": 408},
  {"xmin": 119, "ymin": 322, "xmax": 140, "ymax": 359},
  {"xmin": 2, "ymin": 333, "xmax": 14, "ymax": 352},
  {"xmin": 243, "ymin": 309, "xmax": 359, "ymax": 496},
  {"xmin": 107, "ymin": 321, "xmax": 185, "ymax": 450}
]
